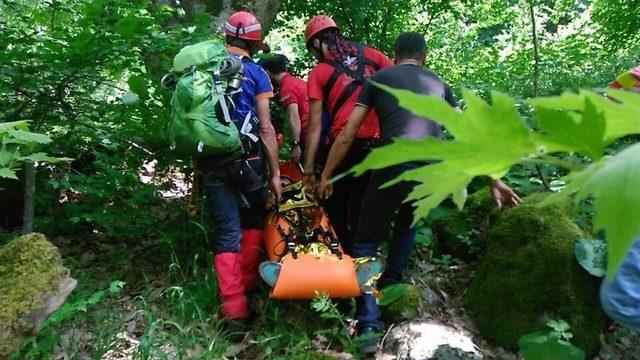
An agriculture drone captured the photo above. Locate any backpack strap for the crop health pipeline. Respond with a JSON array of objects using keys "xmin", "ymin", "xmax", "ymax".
[
  {"xmin": 212, "ymin": 69, "xmax": 232, "ymax": 124},
  {"xmin": 320, "ymin": 44, "xmax": 378, "ymax": 134}
]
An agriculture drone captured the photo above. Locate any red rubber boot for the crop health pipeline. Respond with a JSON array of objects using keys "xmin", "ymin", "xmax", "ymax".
[
  {"xmin": 240, "ymin": 229, "xmax": 264, "ymax": 291},
  {"xmin": 213, "ymin": 252, "xmax": 248, "ymax": 320}
]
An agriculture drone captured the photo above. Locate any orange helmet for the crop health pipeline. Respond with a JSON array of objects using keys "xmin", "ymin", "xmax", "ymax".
[
  {"xmin": 224, "ymin": 11, "xmax": 262, "ymax": 41},
  {"xmin": 305, "ymin": 15, "xmax": 339, "ymax": 44}
]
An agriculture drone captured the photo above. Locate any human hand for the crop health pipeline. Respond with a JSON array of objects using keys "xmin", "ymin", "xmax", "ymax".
[
  {"xmin": 490, "ymin": 179, "xmax": 522, "ymax": 210},
  {"xmin": 270, "ymin": 174, "xmax": 282, "ymax": 203},
  {"xmin": 317, "ymin": 177, "xmax": 333, "ymax": 199},
  {"xmin": 303, "ymin": 174, "xmax": 317, "ymax": 193}
]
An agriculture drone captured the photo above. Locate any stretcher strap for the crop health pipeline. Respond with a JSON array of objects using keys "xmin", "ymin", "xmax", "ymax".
[
  {"xmin": 324, "ymin": 230, "xmax": 342, "ymax": 260},
  {"xmin": 276, "ymin": 223, "xmax": 298, "ymax": 259}
]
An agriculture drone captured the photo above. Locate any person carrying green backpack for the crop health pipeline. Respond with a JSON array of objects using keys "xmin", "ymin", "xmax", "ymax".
[{"xmin": 165, "ymin": 11, "xmax": 281, "ymax": 339}]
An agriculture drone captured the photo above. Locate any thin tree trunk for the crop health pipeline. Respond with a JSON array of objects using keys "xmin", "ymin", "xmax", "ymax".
[
  {"xmin": 528, "ymin": 0, "xmax": 540, "ymax": 97},
  {"xmin": 528, "ymin": 1, "xmax": 551, "ymax": 191},
  {"xmin": 22, "ymin": 162, "xmax": 36, "ymax": 234}
]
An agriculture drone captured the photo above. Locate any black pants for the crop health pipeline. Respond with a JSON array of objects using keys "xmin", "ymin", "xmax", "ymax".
[
  {"xmin": 322, "ymin": 139, "xmax": 378, "ymax": 255},
  {"xmin": 353, "ymin": 162, "xmax": 421, "ymax": 331}
]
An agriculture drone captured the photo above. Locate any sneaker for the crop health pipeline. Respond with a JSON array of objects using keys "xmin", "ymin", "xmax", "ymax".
[
  {"xmin": 357, "ymin": 326, "xmax": 380, "ymax": 357},
  {"xmin": 226, "ymin": 318, "xmax": 247, "ymax": 342}
]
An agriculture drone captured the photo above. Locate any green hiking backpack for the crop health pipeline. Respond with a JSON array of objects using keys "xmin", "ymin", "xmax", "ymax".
[{"xmin": 163, "ymin": 40, "xmax": 243, "ymax": 157}]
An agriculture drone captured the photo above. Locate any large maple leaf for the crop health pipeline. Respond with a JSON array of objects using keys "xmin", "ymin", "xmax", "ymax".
[{"xmin": 350, "ymin": 84, "xmax": 536, "ymax": 218}]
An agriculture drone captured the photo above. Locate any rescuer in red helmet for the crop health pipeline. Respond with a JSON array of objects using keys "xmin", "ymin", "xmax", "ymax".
[
  {"xmin": 301, "ymin": 14, "xmax": 393, "ymax": 255},
  {"xmin": 300, "ymin": 14, "xmax": 394, "ymax": 354},
  {"xmin": 199, "ymin": 10, "xmax": 281, "ymax": 339}
]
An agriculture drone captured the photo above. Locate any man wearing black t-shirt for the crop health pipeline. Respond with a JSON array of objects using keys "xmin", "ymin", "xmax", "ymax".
[{"xmin": 318, "ymin": 32, "xmax": 521, "ymax": 355}]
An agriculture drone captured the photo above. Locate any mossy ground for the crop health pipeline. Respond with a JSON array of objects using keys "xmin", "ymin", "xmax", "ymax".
[
  {"xmin": 0, "ymin": 233, "xmax": 69, "ymax": 356},
  {"xmin": 432, "ymin": 188, "xmax": 497, "ymax": 260},
  {"xmin": 464, "ymin": 193, "xmax": 605, "ymax": 355},
  {"xmin": 383, "ymin": 284, "xmax": 422, "ymax": 322}
]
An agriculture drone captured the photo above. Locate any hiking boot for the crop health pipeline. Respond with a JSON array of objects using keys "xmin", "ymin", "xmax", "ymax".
[
  {"xmin": 226, "ymin": 318, "xmax": 247, "ymax": 342},
  {"xmin": 357, "ymin": 326, "xmax": 380, "ymax": 357}
]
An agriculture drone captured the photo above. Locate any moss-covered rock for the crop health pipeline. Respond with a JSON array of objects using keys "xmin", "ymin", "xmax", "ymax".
[
  {"xmin": 464, "ymin": 194, "xmax": 604, "ymax": 355},
  {"xmin": 383, "ymin": 285, "xmax": 422, "ymax": 322},
  {"xmin": 432, "ymin": 188, "xmax": 497, "ymax": 260},
  {"xmin": 0, "ymin": 233, "xmax": 71, "ymax": 356}
]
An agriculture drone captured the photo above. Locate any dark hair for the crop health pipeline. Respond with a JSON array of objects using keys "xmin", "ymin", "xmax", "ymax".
[
  {"xmin": 261, "ymin": 54, "xmax": 289, "ymax": 74},
  {"xmin": 316, "ymin": 29, "xmax": 359, "ymax": 71},
  {"xmin": 394, "ymin": 32, "xmax": 426, "ymax": 60}
]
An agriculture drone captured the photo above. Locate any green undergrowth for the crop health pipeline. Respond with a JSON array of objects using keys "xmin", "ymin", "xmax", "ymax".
[
  {"xmin": 0, "ymin": 233, "xmax": 69, "ymax": 356},
  {"xmin": 465, "ymin": 193, "xmax": 605, "ymax": 355},
  {"xmin": 7, "ymin": 228, "xmax": 360, "ymax": 359}
]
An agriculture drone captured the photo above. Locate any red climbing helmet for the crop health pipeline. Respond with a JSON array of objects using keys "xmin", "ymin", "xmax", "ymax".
[
  {"xmin": 225, "ymin": 11, "xmax": 262, "ymax": 41},
  {"xmin": 305, "ymin": 15, "xmax": 339, "ymax": 44}
]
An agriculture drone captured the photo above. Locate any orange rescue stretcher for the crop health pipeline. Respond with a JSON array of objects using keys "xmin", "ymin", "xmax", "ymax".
[{"xmin": 260, "ymin": 160, "xmax": 363, "ymax": 299}]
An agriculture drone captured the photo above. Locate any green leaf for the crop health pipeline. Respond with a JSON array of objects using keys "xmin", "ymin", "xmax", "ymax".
[
  {"xmin": 127, "ymin": 75, "xmax": 148, "ymax": 100},
  {"xmin": 379, "ymin": 283, "xmax": 407, "ymax": 306},
  {"xmin": 0, "ymin": 120, "xmax": 30, "ymax": 131},
  {"xmin": 519, "ymin": 335, "xmax": 585, "ymax": 360},
  {"xmin": 8, "ymin": 130, "xmax": 52, "ymax": 144},
  {"xmin": 533, "ymin": 98, "xmax": 605, "ymax": 159},
  {"xmin": 351, "ymin": 86, "xmax": 535, "ymax": 219},
  {"xmin": 19, "ymin": 152, "xmax": 73, "ymax": 164},
  {"xmin": 0, "ymin": 148, "xmax": 14, "ymax": 167},
  {"xmin": 0, "ymin": 167, "xmax": 18, "ymax": 179},
  {"xmin": 575, "ymin": 237, "xmax": 607, "ymax": 277},
  {"xmin": 19, "ymin": 152, "xmax": 54, "ymax": 163},
  {"xmin": 116, "ymin": 16, "xmax": 141, "ymax": 38},
  {"xmin": 560, "ymin": 143, "xmax": 640, "ymax": 276},
  {"xmin": 108, "ymin": 280, "xmax": 126, "ymax": 294},
  {"xmin": 529, "ymin": 90, "xmax": 640, "ymax": 145}
]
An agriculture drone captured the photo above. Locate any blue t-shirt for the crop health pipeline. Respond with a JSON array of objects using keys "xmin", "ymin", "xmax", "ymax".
[{"xmin": 227, "ymin": 47, "xmax": 273, "ymax": 141}]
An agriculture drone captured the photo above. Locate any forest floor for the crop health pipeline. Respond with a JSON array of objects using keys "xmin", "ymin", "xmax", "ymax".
[
  {"xmin": 9, "ymin": 167, "xmax": 640, "ymax": 359},
  {"xmin": 24, "ymin": 224, "xmax": 640, "ymax": 360}
]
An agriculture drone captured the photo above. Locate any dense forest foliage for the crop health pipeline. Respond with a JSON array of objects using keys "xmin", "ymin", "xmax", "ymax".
[{"xmin": 1, "ymin": 0, "xmax": 639, "ymax": 359}]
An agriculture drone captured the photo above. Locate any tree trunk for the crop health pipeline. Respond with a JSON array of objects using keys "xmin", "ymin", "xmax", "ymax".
[
  {"xmin": 22, "ymin": 163, "xmax": 36, "ymax": 234},
  {"xmin": 528, "ymin": 1, "xmax": 551, "ymax": 192},
  {"xmin": 528, "ymin": 0, "xmax": 540, "ymax": 97}
]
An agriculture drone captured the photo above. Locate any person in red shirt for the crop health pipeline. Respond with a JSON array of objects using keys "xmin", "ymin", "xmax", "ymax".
[
  {"xmin": 302, "ymin": 15, "xmax": 393, "ymax": 255},
  {"xmin": 261, "ymin": 54, "xmax": 309, "ymax": 162}
]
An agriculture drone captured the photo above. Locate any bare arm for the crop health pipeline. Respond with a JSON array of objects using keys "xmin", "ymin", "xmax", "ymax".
[
  {"xmin": 257, "ymin": 98, "xmax": 282, "ymax": 200},
  {"xmin": 286, "ymin": 104, "xmax": 302, "ymax": 162},
  {"xmin": 302, "ymin": 99, "xmax": 323, "ymax": 189},
  {"xmin": 286, "ymin": 104, "xmax": 301, "ymax": 144},
  {"xmin": 321, "ymin": 106, "xmax": 368, "ymax": 180},
  {"xmin": 317, "ymin": 106, "xmax": 369, "ymax": 197}
]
